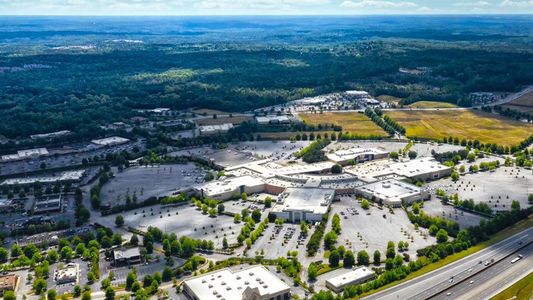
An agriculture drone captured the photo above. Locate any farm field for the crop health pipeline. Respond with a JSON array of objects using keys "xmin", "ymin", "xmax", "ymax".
[
  {"xmin": 408, "ymin": 101, "xmax": 458, "ymax": 109},
  {"xmin": 502, "ymin": 90, "xmax": 533, "ymax": 113},
  {"xmin": 386, "ymin": 109, "xmax": 533, "ymax": 146},
  {"xmin": 300, "ymin": 112, "xmax": 388, "ymax": 137},
  {"xmin": 195, "ymin": 115, "xmax": 252, "ymax": 125}
]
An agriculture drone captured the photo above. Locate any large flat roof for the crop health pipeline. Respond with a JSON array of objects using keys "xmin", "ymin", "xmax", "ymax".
[
  {"xmin": 272, "ymin": 187, "xmax": 334, "ymax": 215},
  {"xmin": 184, "ymin": 265, "xmax": 290, "ymax": 300},
  {"xmin": 327, "ymin": 147, "xmax": 387, "ymax": 163},
  {"xmin": 326, "ymin": 267, "xmax": 375, "ymax": 288},
  {"xmin": 91, "ymin": 136, "xmax": 130, "ymax": 146},
  {"xmin": 357, "ymin": 179, "xmax": 420, "ymax": 203},
  {"xmin": 388, "ymin": 157, "xmax": 451, "ymax": 178},
  {"xmin": 199, "ymin": 175, "xmax": 264, "ymax": 196}
]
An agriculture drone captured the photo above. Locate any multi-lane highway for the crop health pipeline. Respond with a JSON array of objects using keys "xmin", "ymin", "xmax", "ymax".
[
  {"xmin": 364, "ymin": 227, "xmax": 532, "ymax": 300},
  {"xmin": 432, "ymin": 242, "xmax": 533, "ymax": 300}
]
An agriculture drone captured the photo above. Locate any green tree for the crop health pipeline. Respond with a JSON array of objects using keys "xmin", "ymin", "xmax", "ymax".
[
  {"xmin": 74, "ymin": 285, "xmax": 82, "ymax": 297},
  {"xmin": 126, "ymin": 272, "xmax": 137, "ymax": 290},
  {"xmin": 436, "ymin": 229, "xmax": 449, "ymax": 243},
  {"xmin": 389, "ymin": 152, "xmax": 399, "ymax": 160},
  {"xmin": 217, "ymin": 204, "xmax": 225, "ymax": 214},
  {"xmin": 451, "ymin": 171, "xmax": 460, "ymax": 182},
  {"xmin": 48, "ymin": 289, "xmax": 57, "ymax": 300},
  {"xmin": 0, "ymin": 247, "xmax": 8, "ymax": 263},
  {"xmin": 343, "ymin": 250, "xmax": 355, "ymax": 267},
  {"xmin": 115, "ymin": 215, "xmax": 124, "ymax": 227},
  {"xmin": 3, "ymin": 291, "xmax": 15, "ymax": 300},
  {"xmin": 373, "ymin": 250, "xmax": 381, "ymax": 265},
  {"xmin": 328, "ymin": 250, "xmax": 340, "ymax": 267},
  {"xmin": 324, "ymin": 231, "xmax": 337, "ymax": 250},
  {"xmin": 361, "ymin": 199, "xmax": 370, "ymax": 210},
  {"xmin": 162, "ymin": 267, "xmax": 173, "ymax": 282},
  {"xmin": 105, "ymin": 286, "xmax": 115, "ymax": 300},
  {"xmin": 130, "ymin": 234, "xmax": 139, "ymax": 246},
  {"xmin": 511, "ymin": 200, "xmax": 521, "ymax": 211},
  {"xmin": 429, "ymin": 224, "xmax": 439, "ymax": 236},
  {"xmin": 82, "ymin": 290, "xmax": 92, "ymax": 300},
  {"xmin": 233, "ymin": 213, "xmax": 241, "ymax": 223},
  {"xmin": 308, "ymin": 263, "xmax": 318, "ymax": 280},
  {"xmin": 264, "ymin": 197, "xmax": 272, "ymax": 208},
  {"xmin": 331, "ymin": 164, "xmax": 343, "ymax": 174},
  {"xmin": 251, "ymin": 209, "xmax": 262, "ymax": 223},
  {"xmin": 33, "ymin": 278, "xmax": 47, "ymax": 294},
  {"xmin": 357, "ymin": 250, "xmax": 370, "ymax": 266}
]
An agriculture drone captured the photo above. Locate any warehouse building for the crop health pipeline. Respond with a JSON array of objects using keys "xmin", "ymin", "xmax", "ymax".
[
  {"xmin": 198, "ymin": 123, "xmax": 234, "ymax": 136},
  {"xmin": 255, "ymin": 115, "xmax": 292, "ymax": 126},
  {"xmin": 356, "ymin": 179, "xmax": 426, "ymax": 207},
  {"xmin": 1, "ymin": 148, "xmax": 49, "ymax": 162},
  {"xmin": 325, "ymin": 267, "xmax": 375, "ymax": 293},
  {"xmin": 327, "ymin": 148, "xmax": 388, "ymax": 165},
  {"xmin": 33, "ymin": 196, "xmax": 62, "ymax": 214},
  {"xmin": 271, "ymin": 188, "xmax": 334, "ymax": 223},
  {"xmin": 91, "ymin": 136, "xmax": 130, "ymax": 147},
  {"xmin": 194, "ymin": 175, "xmax": 265, "ymax": 200},
  {"xmin": 183, "ymin": 265, "xmax": 290, "ymax": 300},
  {"xmin": 388, "ymin": 157, "xmax": 452, "ymax": 181},
  {"xmin": 30, "ymin": 130, "xmax": 71, "ymax": 140}
]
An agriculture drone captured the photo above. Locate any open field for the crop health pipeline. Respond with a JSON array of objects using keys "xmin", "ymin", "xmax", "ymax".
[
  {"xmin": 407, "ymin": 101, "xmax": 458, "ymax": 109},
  {"xmin": 491, "ymin": 271, "xmax": 533, "ymax": 300},
  {"xmin": 195, "ymin": 115, "xmax": 252, "ymax": 125},
  {"xmin": 386, "ymin": 109, "xmax": 533, "ymax": 146},
  {"xmin": 502, "ymin": 90, "xmax": 533, "ymax": 114},
  {"xmin": 300, "ymin": 112, "xmax": 388, "ymax": 137},
  {"xmin": 377, "ymin": 95, "xmax": 402, "ymax": 104}
]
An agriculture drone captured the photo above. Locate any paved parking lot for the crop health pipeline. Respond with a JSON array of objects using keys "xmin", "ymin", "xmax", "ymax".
[
  {"xmin": 331, "ymin": 196, "xmax": 436, "ymax": 259},
  {"xmin": 427, "ymin": 166, "xmax": 533, "ymax": 211},
  {"xmin": 249, "ymin": 223, "xmax": 308, "ymax": 260},
  {"xmin": 422, "ymin": 199, "xmax": 485, "ymax": 228},
  {"xmin": 96, "ymin": 204, "xmax": 244, "ymax": 248},
  {"xmin": 100, "ymin": 163, "xmax": 204, "ymax": 207}
]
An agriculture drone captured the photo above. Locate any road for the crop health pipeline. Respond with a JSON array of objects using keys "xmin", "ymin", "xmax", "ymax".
[
  {"xmin": 363, "ymin": 227, "xmax": 532, "ymax": 300},
  {"xmin": 432, "ymin": 242, "xmax": 533, "ymax": 300}
]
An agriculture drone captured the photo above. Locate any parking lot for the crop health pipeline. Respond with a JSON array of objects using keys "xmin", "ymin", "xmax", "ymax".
[
  {"xmin": 248, "ymin": 223, "xmax": 309, "ymax": 260},
  {"xmin": 331, "ymin": 196, "xmax": 436, "ymax": 259},
  {"xmin": 422, "ymin": 199, "xmax": 485, "ymax": 228},
  {"xmin": 100, "ymin": 163, "xmax": 204, "ymax": 207},
  {"xmin": 325, "ymin": 141, "xmax": 463, "ymax": 158},
  {"xmin": 95, "ymin": 204, "xmax": 244, "ymax": 248},
  {"xmin": 427, "ymin": 166, "xmax": 533, "ymax": 211}
]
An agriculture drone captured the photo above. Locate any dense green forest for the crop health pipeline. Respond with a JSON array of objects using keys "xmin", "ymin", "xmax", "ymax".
[{"xmin": 0, "ymin": 16, "xmax": 532, "ymax": 138}]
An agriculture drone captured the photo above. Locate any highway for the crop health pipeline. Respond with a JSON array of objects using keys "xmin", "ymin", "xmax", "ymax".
[
  {"xmin": 432, "ymin": 242, "xmax": 533, "ymax": 300},
  {"xmin": 363, "ymin": 227, "xmax": 532, "ymax": 300}
]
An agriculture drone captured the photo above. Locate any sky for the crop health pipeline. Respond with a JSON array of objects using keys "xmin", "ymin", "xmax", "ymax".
[{"xmin": 0, "ymin": 0, "xmax": 532, "ymax": 15}]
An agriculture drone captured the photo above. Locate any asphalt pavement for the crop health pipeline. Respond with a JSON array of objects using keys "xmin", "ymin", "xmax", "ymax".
[{"xmin": 363, "ymin": 227, "xmax": 532, "ymax": 300}]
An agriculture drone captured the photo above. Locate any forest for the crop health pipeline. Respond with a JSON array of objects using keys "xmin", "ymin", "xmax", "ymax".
[{"xmin": 0, "ymin": 16, "xmax": 532, "ymax": 138}]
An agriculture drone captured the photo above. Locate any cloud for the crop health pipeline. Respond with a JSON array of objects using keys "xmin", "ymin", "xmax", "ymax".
[
  {"xmin": 340, "ymin": 0, "xmax": 419, "ymax": 9},
  {"xmin": 453, "ymin": 1, "xmax": 490, "ymax": 7},
  {"xmin": 196, "ymin": 0, "xmax": 330, "ymax": 10},
  {"xmin": 500, "ymin": 0, "xmax": 533, "ymax": 7}
]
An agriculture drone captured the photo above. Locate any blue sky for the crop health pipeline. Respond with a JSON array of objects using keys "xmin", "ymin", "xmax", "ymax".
[{"xmin": 0, "ymin": 0, "xmax": 532, "ymax": 15}]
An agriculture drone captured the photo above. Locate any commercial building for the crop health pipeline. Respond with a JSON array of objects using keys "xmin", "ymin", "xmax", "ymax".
[
  {"xmin": 1, "ymin": 170, "xmax": 86, "ymax": 186},
  {"xmin": 271, "ymin": 188, "xmax": 334, "ymax": 223},
  {"xmin": 91, "ymin": 136, "xmax": 130, "ymax": 147},
  {"xmin": 183, "ymin": 265, "xmax": 290, "ymax": 300},
  {"xmin": 33, "ymin": 196, "xmax": 62, "ymax": 214},
  {"xmin": 255, "ymin": 115, "xmax": 291, "ymax": 126},
  {"xmin": 356, "ymin": 179, "xmax": 426, "ymax": 207},
  {"xmin": 198, "ymin": 123, "xmax": 234, "ymax": 136},
  {"xmin": 194, "ymin": 175, "xmax": 265, "ymax": 200},
  {"xmin": 1, "ymin": 148, "xmax": 49, "ymax": 162},
  {"xmin": 388, "ymin": 157, "xmax": 452, "ymax": 181},
  {"xmin": 113, "ymin": 247, "xmax": 142, "ymax": 266},
  {"xmin": 327, "ymin": 148, "xmax": 388, "ymax": 165},
  {"xmin": 30, "ymin": 130, "xmax": 72, "ymax": 140},
  {"xmin": 54, "ymin": 263, "xmax": 79, "ymax": 284},
  {"xmin": 0, "ymin": 275, "xmax": 19, "ymax": 295},
  {"xmin": 325, "ymin": 267, "xmax": 375, "ymax": 293}
]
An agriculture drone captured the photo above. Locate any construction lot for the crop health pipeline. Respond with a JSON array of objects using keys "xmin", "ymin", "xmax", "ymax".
[
  {"xmin": 427, "ymin": 166, "xmax": 533, "ymax": 211},
  {"xmin": 386, "ymin": 109, "xmax": 533, "ymax": 146},
  {"xmin": 330, "ymin": 196, "xmax": 436, "ymax": 259},
  {"xmin": 99, "ymin": 163, "xmax": 203, "ymax": 206}
]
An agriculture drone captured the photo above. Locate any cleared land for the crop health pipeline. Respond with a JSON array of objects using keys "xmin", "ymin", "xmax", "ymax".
[
  {"xmin": 300, "ymin": 112, "xmax": 388, "ymax": 137},
  {"xmin": 386, "ymin": 109, "xmax": 533, "ymax": 146},
  {"xmin": 195, "ymin": 115, "xmax": 251, "ymax": 125},
  {"xmin": 407, "ymin": 101, "xmax": 458, "ymax": 109},
  {"xmin": 502, "ymin": 90, "xmax": 533, "ymax": 113},
  {"xmin": 377, "ymin": 95, "xmax": 402, "ymax": 104}
]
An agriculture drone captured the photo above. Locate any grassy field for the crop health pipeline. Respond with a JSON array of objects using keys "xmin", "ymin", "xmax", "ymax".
[
  {"xmin": 356, "ymin": 216, "xmax": 533, "ymax": 299},
  {"xmin": 386, "ymin": 109, "xmax": 533, "ymax": 146},
  {"xmin": 502, "ymin": 90, "xmax": 533, "ymax": 114},
  {"xmin": 408, "ymin": 101, "xmax": 458, "ymax": 109},
  {"xmin": 300, "ymin": 112, "xmax": 388, "ymax": 137},
  {"xmin": 195, "ymin": 115, "xmax": 252, "ymax": 126},
  {"xmin": 491, "ymin": 272, "xmax": 533, "ymax": 300}
]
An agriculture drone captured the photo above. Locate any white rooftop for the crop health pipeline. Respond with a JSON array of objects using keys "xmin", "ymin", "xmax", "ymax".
[
  {"xmin": 183, "ymin": 265, "xmax": 290, "ymax": 300},
  {"xmin": 255, "ymin": 115, "xmax": 290, "ymax": 124},
  {"xmin": 91, "ymin": 136, "xmax": 130, "ymax": 146},
  {"xmin": 272, "ymin": 187, "xmax": 334, "ymax": 215},
  {"xmin": 199, "ymin": 175, "xmax": 264, "ymax": 196},
  {"xmin": 0, "ymin": 170, "xmax": 85, "ymax": 186},
  {"xmin": 357, "ymin": 179, "xmax": 420, "ymax": 204},
  {"xmin": 1, "ymin": 148, "xmax": 49, "ymax": 161},
  {"xmin": 326, "ymin": 267, "xmax": 375, "ymax": 288},
  {"xmin": 199, "ymin": 123, "xmax": 234, "ymax": 133},
  {"xmin": 388, "ymin": 157, "xmax": 451, "ymax": 178},
  {"xmin": 327, "ymin": 147, "xmax": 387, "ymax": 163}
]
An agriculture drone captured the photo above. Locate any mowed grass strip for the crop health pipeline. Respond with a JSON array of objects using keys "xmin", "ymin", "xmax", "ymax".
[
  {"xmin": 386, "ymin": 109, "xmax": 533, "ymax": 146},
  {"xmin": 408, "ymin": 101, "xmax": 458, "ymax": 109},
  {"xmin": 300, "ymin": 112, "xmax": 388, "ymax": 137},
  {"xmin": 491, "ymin": 272, "xmax": 533, "ymax": 300}
]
